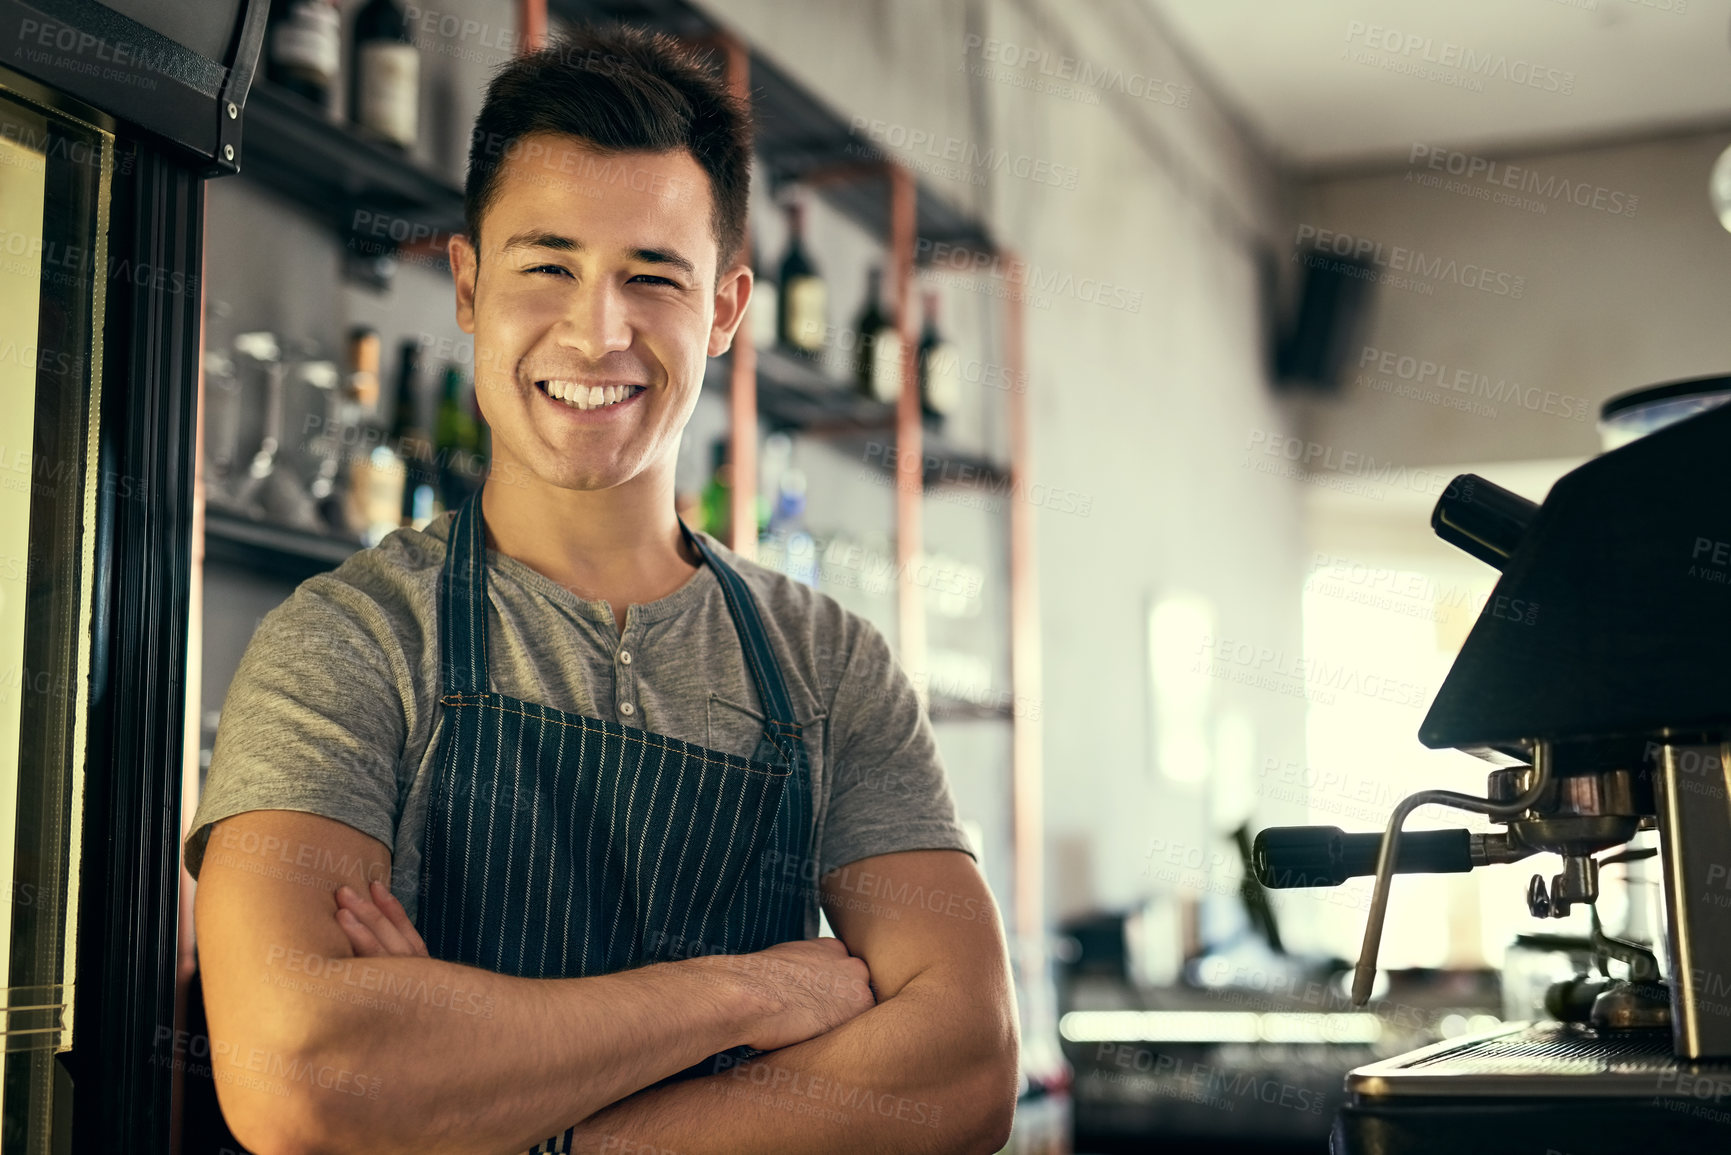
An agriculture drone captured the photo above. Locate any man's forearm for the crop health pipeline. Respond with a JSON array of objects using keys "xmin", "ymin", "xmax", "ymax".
[
  {"xmin": 568, "ymin": 968, "xmax": 1018, "ymax": 1155},
  {"xmin": 281, "ymin": 952, "xmax": 752, "ymax": 1155}
]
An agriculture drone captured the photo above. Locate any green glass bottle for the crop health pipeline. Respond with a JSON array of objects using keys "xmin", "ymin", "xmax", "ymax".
[
  {"xmin": 435, "ymin": 362, "xmax": 478, "ymax": 511},
  {"xmin": 699, "ymin": 438, "xmax": 731, "ymax": 539}
]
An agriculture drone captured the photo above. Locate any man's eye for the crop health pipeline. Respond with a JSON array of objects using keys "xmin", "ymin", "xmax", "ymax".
[
  {"xmin": 632, "ymin": 274, "xmax": 679, "ymax": 286},
  {"xmin": 528, "ymin": 264, "xmax": 571, "ymax": 277}
]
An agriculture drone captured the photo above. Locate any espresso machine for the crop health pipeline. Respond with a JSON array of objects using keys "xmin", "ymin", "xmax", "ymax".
[{"xmin": 1253, "ymin": 378, "xmax": 1731, "ymax": 1154}]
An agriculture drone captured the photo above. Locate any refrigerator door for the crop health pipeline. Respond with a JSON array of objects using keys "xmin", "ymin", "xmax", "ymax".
[{"xmin": 0, "ymin": 87, "xmax": 114, "ymax": 1153}]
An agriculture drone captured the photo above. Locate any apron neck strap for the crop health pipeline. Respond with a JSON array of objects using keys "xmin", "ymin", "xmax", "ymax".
[
  {"xmin": 440, "ymin": 488, "xmax": 806, "ymax": 756},
  {"xmin": 677, "ymin": 518, "xmax": 803, "ymax": 759},
  {"xmin": 439, "ymin": 483, "xmax": 494, "ymax": 695}
]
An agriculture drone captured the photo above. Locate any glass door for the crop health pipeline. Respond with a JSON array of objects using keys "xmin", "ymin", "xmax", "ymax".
[{"xmin": 0, "ymin": 87, "xmax": 112, "ymax": 1153}]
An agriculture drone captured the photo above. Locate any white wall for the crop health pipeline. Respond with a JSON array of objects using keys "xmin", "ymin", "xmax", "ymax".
[
  {"xmin": 1294, "ymin": 129, "xmax": 1731, "ymax": 469},
  {"xmin": 705, "ymin": 0, "xmax": 1309, "ymax": 928}
]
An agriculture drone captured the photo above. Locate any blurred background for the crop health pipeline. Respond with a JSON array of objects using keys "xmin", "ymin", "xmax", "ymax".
[{"xmin": 11, "ymin": 0, "xmax": 1717, "ymax": 1151}]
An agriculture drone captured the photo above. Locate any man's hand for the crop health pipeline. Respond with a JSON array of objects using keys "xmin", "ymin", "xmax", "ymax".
[
  {"xmin": 333, "ymin": 879, "xmax": 429, "ymax": 958},
  {"xmin": 720, "ymin": 938, "xmax": 876, "ymax": 1052}
]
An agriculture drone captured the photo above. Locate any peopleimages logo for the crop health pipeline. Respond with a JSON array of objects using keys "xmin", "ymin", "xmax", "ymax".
[
  {"xmin": 1342, "ymin": 21, "xmax": 1576, "ymax": 95},
  {"xmin": 1408, "ymin": 145, "xmax": 1638, "ymax": 218},
  {"xmin": 848, "ymin": 117, "xmax": 1081, "ymax": 191},
  {"xmin": 1357, "ymin": 345, "xmax": 1589, "ymax": 421},
  {"xmin": 1293, "ymin": 225, "xmax": 1526, "ymax": 299}
]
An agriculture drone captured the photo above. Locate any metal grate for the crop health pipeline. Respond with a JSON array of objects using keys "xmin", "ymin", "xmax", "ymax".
[{"xmin": 1407, "ymin": 1025, "xmax": 1689, "ymax": 1077}]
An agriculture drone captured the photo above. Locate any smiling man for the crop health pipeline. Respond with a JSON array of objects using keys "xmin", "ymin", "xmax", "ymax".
[{"xmin": 183, "ymin": 22, "xmax": 1018, "ymax": 1155}]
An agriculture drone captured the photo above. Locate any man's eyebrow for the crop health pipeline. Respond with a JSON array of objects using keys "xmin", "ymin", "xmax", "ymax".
[
  {"xmin": 500, "ymin": 230, "xmax": 581, "ymax": 253},
  {"xmin": 631, "ymin": 247, "xmax": 696, "ymax": 278}
]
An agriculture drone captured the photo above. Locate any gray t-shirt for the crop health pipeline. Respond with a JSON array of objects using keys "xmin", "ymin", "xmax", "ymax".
[{"xmin": 184, "ymin": 510, "xmax": 974, "ymax": 941}]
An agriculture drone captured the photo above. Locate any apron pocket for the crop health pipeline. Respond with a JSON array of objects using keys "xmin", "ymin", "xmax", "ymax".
[{"xmin": 606, "ymin": 733, "xmax": 793, "ymax": 964}]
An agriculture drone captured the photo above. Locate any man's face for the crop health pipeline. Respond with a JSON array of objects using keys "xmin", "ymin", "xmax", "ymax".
[{"xmin": 449, "ymin": 133, "xmax": 748, "ymax": 494}]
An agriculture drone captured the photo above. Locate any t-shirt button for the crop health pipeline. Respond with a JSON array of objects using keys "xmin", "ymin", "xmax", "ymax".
[
  {"xmin": 619, "ymin": 701, "xmax": 636, "ymax": 716},
  {"xmin": 619, "ymin": 649, "xmax": 632, "ymax": 665}
]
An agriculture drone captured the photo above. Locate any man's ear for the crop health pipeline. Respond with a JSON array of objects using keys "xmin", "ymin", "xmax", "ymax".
[
  {"xmin": 450, "ymin": 233, "xmax": 479, "ymax": 335},
  {"xmin": 707, "ymin": 261, "xmax": 752, "ymax": 358}
]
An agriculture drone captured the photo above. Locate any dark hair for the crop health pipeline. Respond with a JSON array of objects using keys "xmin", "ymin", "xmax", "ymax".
[{"xmin": 464, "ymin": 24, "xmax": 752, "ymax": 271}]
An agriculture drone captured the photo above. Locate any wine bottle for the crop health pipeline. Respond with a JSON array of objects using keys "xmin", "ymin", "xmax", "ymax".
[
  {"xmin": 436, "ymin": 362, "xmax": 479, "ymax": 510},
  {"xmin": 749, "ymin": 242, "xmax": 779, "ymax": 351},
  {"xmin": 918, "ymin": 289, "xmax": 963, "ymax": 428},
  {"xmin": 352, "ymin": 0, "xmax": 419, "ymax": 149},
  {"xmin": 267, "ymin": 0, "xmax": 341, "ymax": 114},
  {"xmin": 776, "ymin": 201, "xmax": 826, "ymax": 357},
  {"xmin": 853, "ymin": 267, "xmax": 902, "ymax": 405},
  {"xmin": 388, "ymin": 339, "xmax": 437, "ymax": 529},
  {"xmin": 342, "ymin": 327, "xmax": 404, "ymax": 545}
]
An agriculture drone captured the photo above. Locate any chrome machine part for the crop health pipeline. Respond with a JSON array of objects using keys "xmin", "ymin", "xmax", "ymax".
[
  {"xmin": 1653, "ymin": 741, "xmax": 1731, "ymax": 1059},
  {"xmin": 1350, "ymin": 740, "xmax": 1554, "ymax": 1005},
  {"xmin": 1589, "ymin": 982, "xmax": 1671, "ymax": 1031},
  {"xmin": 1527, "ymin": 854, "xmax": 1599, "ymax": 920}
]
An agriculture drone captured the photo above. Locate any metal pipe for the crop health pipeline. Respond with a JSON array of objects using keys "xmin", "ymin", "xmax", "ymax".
[{"xmin": 1352, "ymin": 740, "xmax": 1553, "ymax": 1004}]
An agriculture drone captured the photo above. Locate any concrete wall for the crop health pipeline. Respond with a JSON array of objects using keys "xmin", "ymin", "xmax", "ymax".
[{"xmin": 200, "ymin": 0, "xmax": 1310, "ymax": 946}]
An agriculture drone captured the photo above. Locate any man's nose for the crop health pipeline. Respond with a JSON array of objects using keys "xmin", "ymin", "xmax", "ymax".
[{"xmin": 557, "ymin": 280, "xmax": 634, "ymax": 359}]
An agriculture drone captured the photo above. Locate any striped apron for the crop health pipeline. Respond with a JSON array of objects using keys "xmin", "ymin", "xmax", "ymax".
[{"xmin": 416, "ymin": 488, "xmax": 814, "ymax": 1154}]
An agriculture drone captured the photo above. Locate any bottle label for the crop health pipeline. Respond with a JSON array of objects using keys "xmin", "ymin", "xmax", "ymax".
[
  {"xmin": 924, "ymin": 341, "xmax": 963, "ymax": 414},
  {"xmin": 272, "ymin": 5, "xmax": 340, "ymax": 76},
  {"xmin": 751, "ymin": 281, "xmax": 779, "ymax": 350},
  {"xmin": 784, "ymin": 276, "xmax": 826, "ymax": 352},
  {"xmin": 869, "ymin": 329, "xmax": 903, "ymax": 403},
  {"xmin": 354, "ymin": 445, "xmax": 407, "ymax": 545},
  {"xmin": 359, "ymin": 41, "xmax": 419, "ymax": 148}
]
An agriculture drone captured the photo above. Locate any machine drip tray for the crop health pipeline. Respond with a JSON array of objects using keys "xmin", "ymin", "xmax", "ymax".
[
  {"xmin": 1333, "ymin": 1022, "xmax": 1731, "ymax": 1155},
  {"xmin": 1348, "ymin": 1021, "xmax": 1727, "ymax": 1098}
]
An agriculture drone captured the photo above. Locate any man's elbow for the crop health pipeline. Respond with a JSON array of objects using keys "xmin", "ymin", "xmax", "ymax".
[
  {"xmin": 982, "ymin": 1076, "xmax": 1019, "ymax": 1153},
  {"xmin": 216, "ymin": 1038, "xmax": 390, "ymax": 1155},
  {"xmin": 219, "ymin": 1077, "xmax": 335, "ymax": 1155},
  {"xmin": 962, "ymin": 1039, "xmax": 1020, "ymax": 1154}
]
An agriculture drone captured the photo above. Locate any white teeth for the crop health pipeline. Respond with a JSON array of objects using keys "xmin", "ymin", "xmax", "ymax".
[{"xmin": 542, "ymin": 380, "xmax": 638, "ymax": 410}]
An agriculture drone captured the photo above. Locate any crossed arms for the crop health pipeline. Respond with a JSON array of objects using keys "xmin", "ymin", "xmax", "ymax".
[{"xmin": 193, "ymin": 808, "xmax": 1019, "ymax": 1155}]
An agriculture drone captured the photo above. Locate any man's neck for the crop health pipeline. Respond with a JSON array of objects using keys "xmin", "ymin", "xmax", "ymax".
[{"xmin": 478, "ymin": 463, "xmax": 701, "ymax": 634}]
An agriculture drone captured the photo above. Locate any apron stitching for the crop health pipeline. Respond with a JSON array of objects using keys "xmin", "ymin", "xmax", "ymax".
[
  {"xmin": 492, "ymin": 709, "xmax": 524, "ymax": 973},
  {"xmin": 636, "ymin": 740, "xmax": 674, "ymax": 955},
  {"xmin": 578, "ymin": 714, "xmax": 594, "ymax": 974},
  {"xmin": 605, "ymin": 726, "xmax": 640, "ymax": 961},
  {"xmin": 734, "ymin": 759, "xmax": 770, "ymax": 952},
  {"xmin": 438, "ymin": 695, "xmax": 794, "ymax": 775},
  {"xmin": 691, "ymin": 757, "xmax": 750, "ymax": 953},
  {"xmin": 548, "ymin": 718, "xmax": 565, "ymax": 977},
  {"xmin": 479, "ymin": 700, "xmax": 506, "ymax": 967},
  {"xmin": 665, "ymin": 750, "xmax": 710, "ymax": 951},
  {"xmin": 520, "ymin": 719, "xmax": 544, "ymax": 973}
]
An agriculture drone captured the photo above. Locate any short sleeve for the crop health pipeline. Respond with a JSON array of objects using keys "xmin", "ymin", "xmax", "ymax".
[
  {"xmin": 183, "ymin": 575, "xmax": 414, "ymax": 880},
  {"xmin": 819, "ymin": 615, "xmax": 976, "ymax": 877}
]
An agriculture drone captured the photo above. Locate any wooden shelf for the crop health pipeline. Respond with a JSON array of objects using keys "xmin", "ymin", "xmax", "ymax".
[
  {"xmin": 241, "ymin": 79, "xmax": 465, "ymax": 244},
  {"xmin": 706, "ymin": 345, "xmax": 1011, "ymax": 492},
  {"xmin": 203, "ymin": 507, "xmax": 363, "ymax": 583}
]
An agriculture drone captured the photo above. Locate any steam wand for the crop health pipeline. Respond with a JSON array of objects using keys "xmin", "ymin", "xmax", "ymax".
[{"xmin": 1351, "ymin": 739, "xmax": 1553, "ymax": 1004}]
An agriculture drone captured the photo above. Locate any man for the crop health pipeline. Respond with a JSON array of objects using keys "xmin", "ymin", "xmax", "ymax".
[{"xmin": 184, "ymin": 22, "xmax": 1018, "ymax": 1155}]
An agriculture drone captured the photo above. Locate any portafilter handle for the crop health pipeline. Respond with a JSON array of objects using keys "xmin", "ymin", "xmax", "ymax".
[{"xmin": 1347, "ymin": 739, "xmax": 1553, "ymax": 1004}]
